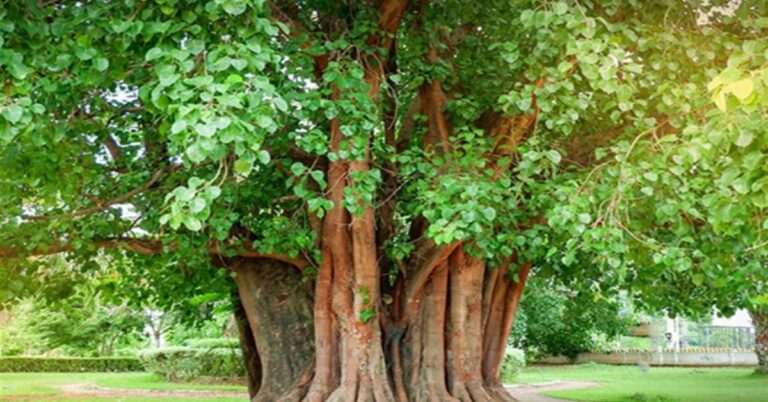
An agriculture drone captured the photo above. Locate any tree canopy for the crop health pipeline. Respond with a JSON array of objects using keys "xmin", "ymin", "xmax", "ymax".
[{"xmin": 1, "ymin": 0, "xmax": 768, "ymax": 399}]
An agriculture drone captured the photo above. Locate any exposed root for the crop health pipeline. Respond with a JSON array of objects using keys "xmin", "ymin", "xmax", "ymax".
[
  {"xmin": 486, "ymin": 384, "xmax": 519, "ymax": 402},
  {"xmin": 303, "ymin": 383, "xmax": 335, "ymax": 402}
]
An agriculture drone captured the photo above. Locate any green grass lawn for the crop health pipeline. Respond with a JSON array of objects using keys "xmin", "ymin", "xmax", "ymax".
[
  {"xmin": 0, "ymin": 372, "xmax": 247, "ymax": 401},
  {"xmin": 516, "ymin": 363, "xmax": 768, "ymax": 402},
  {"xmin": 2, "ymin": 366, "xmax": 766, "ymax": 401}
]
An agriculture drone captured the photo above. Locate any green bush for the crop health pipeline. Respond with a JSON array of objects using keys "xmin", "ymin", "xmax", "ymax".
[
  {"xmin": 184, "ymin": 338, "xmax": 240, "ymax": 349},
  {"xmin": 0, "ymin": 357, "xmax": 143, "ymax": 372},
  {"xmin": 138, "ymin": 347, "xmax": 244, "ymax": 381},
  {"xmin": 501, "ymin": 348, "xmax": 526, "ymax": 382}
]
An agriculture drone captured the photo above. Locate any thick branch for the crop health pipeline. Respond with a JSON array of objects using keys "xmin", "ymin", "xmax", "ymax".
[
  {"xmin": 397, "ymin": 241, "xmax": 461, "ymax": 326},
  {"xmin": 0, "ymin": 238, "xmax": 310, "ymax": 270}
]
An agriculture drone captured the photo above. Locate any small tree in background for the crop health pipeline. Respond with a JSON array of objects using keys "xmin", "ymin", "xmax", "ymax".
[{"xmin": 511, "ymin": 278, "xmax": 634, "ymax": 360}]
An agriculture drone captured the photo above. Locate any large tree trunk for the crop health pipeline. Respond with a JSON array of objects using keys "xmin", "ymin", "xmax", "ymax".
[
  {"xmin": 749, "ymin": 308, "xmax": 768, "ymax": 374},
  {"xmin": 231, "ymin": 250, "xmax": 531, "ymax": 401},
  {"xmin": 232, "ymin": 258, "xmax": 316, "ymax": 402}
]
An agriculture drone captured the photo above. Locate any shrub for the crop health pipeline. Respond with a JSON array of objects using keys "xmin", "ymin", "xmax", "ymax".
[
  {"xmin": 184, "ymin": 338, "xmax": 240, "ymax": 349},
  {"xmin": 138, "ymin": 347, "xmax": 244, "ymax": 381},
  {"xmin": 500, "ymin": 348, "xmax": 526, "ymax": 381},
  {"xmin": 0, "ymin": 357, "xmax": 143, "ymax": 372}
]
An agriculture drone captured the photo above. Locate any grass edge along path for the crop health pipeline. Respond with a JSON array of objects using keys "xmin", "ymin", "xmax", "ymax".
[{"xmin": 513, "ymin": 363, "xmax": 767, "ymax": 402}]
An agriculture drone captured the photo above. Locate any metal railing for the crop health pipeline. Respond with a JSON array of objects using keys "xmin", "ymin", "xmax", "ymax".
[{"xmin": 681, "ymin": 324, "xmax": 755, "ymax": 350}]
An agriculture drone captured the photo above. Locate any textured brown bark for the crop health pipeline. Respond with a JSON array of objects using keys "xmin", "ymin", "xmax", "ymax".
[
  {"xmin": 233, "ymin": 293, "xmax": 262, "ymax": 399},
  {"xmin": 483, "ymin": 262, "xmax": 531, "ymax": 387},
  {"xmin": 398, "ymin": 248, "xmax": 529, "ymax": 401},
  {"xmin": 749, "ymin": 308, "xmax": 768, "ymax": 374},
  {"xmin": 446, "ymin": 250, "xmax": 494, "ymax": 402},
  {"xmin": 233, "ymin": 258, "xmax": 315, "ymax": 402},
  {"xmin": 483, "ymin": 262, "xmax": 531, "ymax": 402},
  {"xmin": 403, "ymin": 261, "xmax": 456, "ymax": 402}
]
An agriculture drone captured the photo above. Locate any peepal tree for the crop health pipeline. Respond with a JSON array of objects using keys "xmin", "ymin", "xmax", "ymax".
[{"xmin": 2, "ymin": 0, "xmax": 768, "ymax": 400}]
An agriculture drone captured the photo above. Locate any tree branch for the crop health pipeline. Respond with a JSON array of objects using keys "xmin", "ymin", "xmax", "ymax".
[
  {"xmin": 25, "ymin": 166, "xmax": 171, "ymax": 221},
  {"xmin": 397, "ymin": 241, "xmax": 461, "ymax": 326},
  {"xmin": 0, "ymin": 237, "xmax": 311, "ymax": 271}
]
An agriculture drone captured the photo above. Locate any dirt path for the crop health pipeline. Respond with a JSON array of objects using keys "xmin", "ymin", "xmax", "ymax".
[
  {"xmin": 506, "ymin": 381, "xmax": 599, "ymax": 402},
  {"xmin": 1, "ymin": 382, "xmax": 250, "ymax": 401}
]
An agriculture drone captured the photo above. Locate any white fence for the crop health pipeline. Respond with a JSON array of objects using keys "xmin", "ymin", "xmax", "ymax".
[{"xmin": 536, "ymin": 348, "xmax": 757, "ymax": 367}]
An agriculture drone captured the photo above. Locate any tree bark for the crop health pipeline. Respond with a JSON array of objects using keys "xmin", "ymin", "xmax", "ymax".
[
  {"xmin": 749, "ymin": 308, "xmax": 768, "ymax": 374},
  {"xmin": 233, "ymin": 291, "xmax": 262, "ymax": 399},
  {"xmin": 232, "ymin": 258, "xmax": 315, "ymax": 402},
  {"xmin": 230, "ymin": 250, "xmax": 530, "ymax": 401}
]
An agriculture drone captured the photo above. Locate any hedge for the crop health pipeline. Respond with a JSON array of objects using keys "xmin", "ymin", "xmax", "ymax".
[
  {"xmin": 138, "ymin": 347, "xmax": 244, "ymax": 381},
  {"xmin": 0, "ymin": 357, "xmax": 143, "ymax": 372},
  {"xmin": 184, "ymin": 338, "xmax": 240, "ymax": 349}
]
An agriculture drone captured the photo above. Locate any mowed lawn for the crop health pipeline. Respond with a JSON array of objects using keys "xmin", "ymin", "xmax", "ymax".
[
  {"xmin": 1, "ymin": 366, "xmax": 766, "ymax": 402},
  {"xmin": 0, "ymin": 372, "xmax": 247, "ymax": 401},
  {"xmin": 515, "ymin": 363, "xmax": 768, "ymax": 402}
]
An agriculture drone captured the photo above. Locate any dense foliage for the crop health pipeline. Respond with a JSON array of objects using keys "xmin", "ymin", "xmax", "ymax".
[
  {"xmin": 1, "ymin": 292, "xmax": 145, "ymax": 357},
  {"xmin": 0, "ymin": 0, "xmax": 764, "ymax": 316},
  {"xmin": 512, "ymin": 279, "xmax": 634, "ymax": 359}
]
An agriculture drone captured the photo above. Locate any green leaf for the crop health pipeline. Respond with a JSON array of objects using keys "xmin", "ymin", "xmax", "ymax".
[
  {"xmin": 186, "ymin": 144, "xmax": 206, "ymax": 163},
  {"xmin": 290, "ymin": 162, "xmax": 306, "ymax": 176},
  {"xmin": 256, "ymin": 115, "xmax": 274, "ymax": 129},
  {"xmin": 578, "ymin": 213, "xmax": 592, "ymax": 224},
  {"xmin": 2, "ymin": 105, "xmax": 23, "ymax": 124},
  {"xmin": 225, "ymin": 74, "xmax": 244, "ymax": 85},
  {"xmin": 93, "ymin": 57, "xmax": 110, "ymax": 72},
  {"xmin": 734, "ymin": 132, "xmax": 754, "ymax": 147},
  {"xmin": 545, "ymin": 150, "xmax": 562, "ymax": 165},
  {"xmin": 482, "ymin": 207, "xmax": 497, "ymax": 221},
  {"xmin": 182, "ymin": 216, "xmax": 203, "ymax": 231},
  {"xmin": 112, "ymin": 20, "xmax": 132, "ymax": 33},
  {"xmin": 188, "ymin": 177, "xmax": 206, "ymax": 189},
  {"xmin": 230, "ymin": 58, "xmax": 248, "ymax": 70},
  {"xmin": 234, "ymin": 158, "xmax": 253, "ymax": 175},
  {"xmin": 552, "ymin": 2, "xmax": 568, "ymax": 15},
  {"xmin": 175, "ymin": 186, "xmax": 196, "ymax": 202},
  {"xmin": 360, "ymin": 308, "xmax": 375, "ymax": 324},
  {"xmin": 145, "ymin": 47, "xmax": 164, "ymax": 61},
  {"xmin": 712, "ymin": 90, "xmax": 727, "ymax": 112},
  {"xmin": 74, "ymin": 47, "xmax": 97, "ymax": 61},
  {"xmin": 195, "ymin": 123, "xmax": 217, "ymax": 138},
  {"xmin": 190, "ymin": 197, "xmax": 207, "ymax": 213},
  {"xmin": 257, "ymin": 150, "xmax": 271, "ymax": 164},
  {"xmin": 273, "ymin": 97, "xmax": 289, "ymax": 112},
  {"xmin": 310, "ymin": 171, "xmax": 327, "ymax": 190},
  {"xmin": 205, "ymin": 186, "xmax": 222, "ymax": 200},
  {"xmin": 221, "ymin": 1, "xmax": 247, "ymax": 15},
  {"xmin": 215, "ymin": 116, "xmax": 232, "ymax": 129},
  {"xmin": 171, "ymin": 119, "xmax": 188, "ymax": 134},
  {"xmin": 726, "ymin": 79, "xmax": 754, "ymax": 100},
  {"xmin": 8, "ymin": 60, "xmax": 31, "ymax": 80}
]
